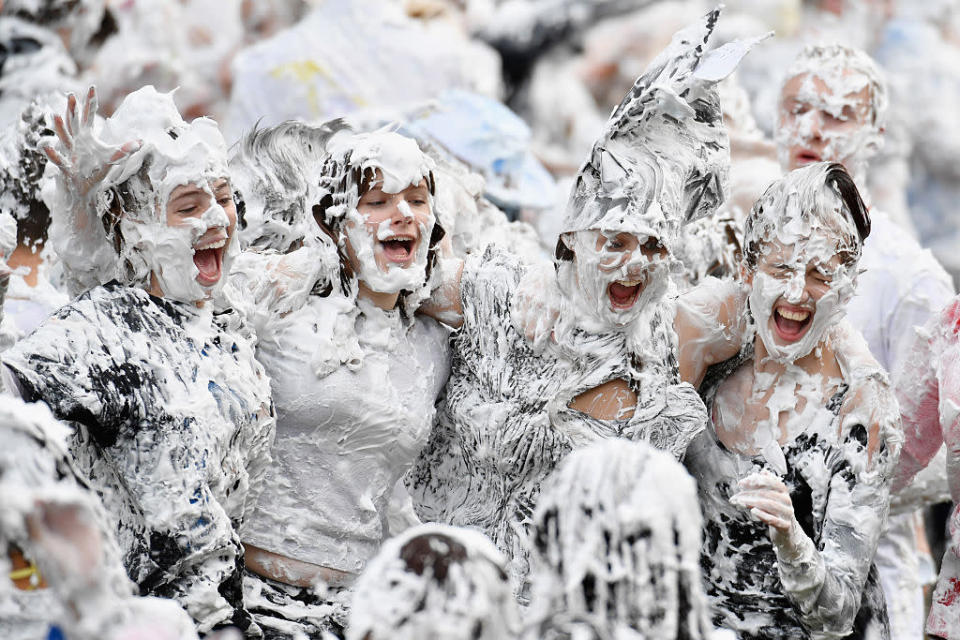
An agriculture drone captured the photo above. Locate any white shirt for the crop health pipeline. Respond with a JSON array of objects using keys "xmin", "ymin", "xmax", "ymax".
[{"xmin": 244, "ymin": 294, "xmax": 450, "ymax": 573}]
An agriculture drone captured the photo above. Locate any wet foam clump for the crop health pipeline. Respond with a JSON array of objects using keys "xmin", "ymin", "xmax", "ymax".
[
  {"xmin": 348, "ymin": 524, "xmax": 519, "ymax": 640},
  {"xmin": 526, "ymin": 439, "xmax": 715, "ymax": 640}
]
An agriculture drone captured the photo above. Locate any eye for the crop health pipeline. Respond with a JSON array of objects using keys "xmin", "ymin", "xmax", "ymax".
[
  {"xmin": 792, "ymin": 103, "xmax": 810, "ymax": 115},
  {"xmin": 217, "ymin": 196, "xmax": 233, "ymax": 207},
  {"xmin": 606, "ymin": 239, "xmax": 625, "ymax": 250},
  {"xmin": 177, "ymin": 204, "xmax": 197, "ymax": 215}
]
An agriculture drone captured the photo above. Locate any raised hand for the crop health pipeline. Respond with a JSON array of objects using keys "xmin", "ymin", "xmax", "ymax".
[{"xmin": 41, "ymin": 87, "xmax": 140, "ymax": 212}]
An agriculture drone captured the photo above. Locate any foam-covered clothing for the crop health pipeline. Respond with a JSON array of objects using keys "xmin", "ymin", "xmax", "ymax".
[
  {"xmin": 2, "ymin": 282, "xmax": 276, "ymax": 636},
  {"xmin": 686, "ymin": 326, "xmax": 901, "ymax": 639},
  {"xmin": 893, "ymin": 297, "xmax": 960, "ymax": 638},
  {"xmin": 242, "ymin": 287, "xmax": 451, "ymax": 574},
  {"xmin": 847, "ymin": 208, "xmax": 954, "ymax": 640},
  {"xmin": 409, "ymin": 247, "xmax": 706, "ymax": 587}
]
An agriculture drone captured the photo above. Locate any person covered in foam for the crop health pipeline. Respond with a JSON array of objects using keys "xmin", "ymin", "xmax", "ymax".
[
  {"xmin": 408, "ymin": 7, "xmax": 762, "ymax": 592},
  {"xmin": 682, "ymin": 162, "xmax": 902, "ymax": 639},
  {"xmin": 0, "ymin": 396, "xmax": 205, "ymax": 640},
  {"xmin": 0, "ymin": 86, "xmax": 276, "ymax": 636},
  {"xmin": 891, "ymin": 296, "xmax": 960, "ymax": 639},
  {"xmin": 775, "ymin": 42, "xmax": 955, "ymax": 640},
  {"xmin": 227, "ymin": 123, "xmax": 451, "ymax": 638},
  {"xmin": 525, "ymin": 439, "xmax": 724, "ymax": 640},
  {"xmin": 346, "ymin": 523, "xmax": 518, "ymax": 640}
]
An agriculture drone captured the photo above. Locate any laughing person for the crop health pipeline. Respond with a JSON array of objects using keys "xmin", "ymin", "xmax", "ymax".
[
  {"xmin": 409, "ymin": 9, "xmax": 754, "ymax": 590},
  {"xmin": 227, "ymin": 126, "xmax": 452, "ymax": 639},
  {"xmin": 0, "ymin": 87, "xmax": 276, "ymax": 636},
  {"xmin": 682, "ymin": 162, "xmax": 902, "ymax": 640}
]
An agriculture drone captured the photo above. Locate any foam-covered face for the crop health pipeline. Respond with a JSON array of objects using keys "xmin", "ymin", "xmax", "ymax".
[
  {"xmin": 746, "ymin": 235, "xmax": 855, "ymax": 363},
  {"xmin": 152, "ymin": 178, "xmax": 237, "ymax": 299},
  {"xmin": 342, "ymin": 171, "xmax": 435, "ymax": 295},
  {"xmin": 565, "ymin": 229, "xmax": 670, "ymax": 327},
  {"xmin": 776, "ymin": 71, "xmax": 877, "ymax": 174}
]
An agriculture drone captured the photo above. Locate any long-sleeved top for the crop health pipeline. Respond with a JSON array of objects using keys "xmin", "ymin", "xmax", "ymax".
[
  {"xmin": 409, "ymin": 247, "xmax": 707, "ymax": 590},
  {"xmin": 2, "ymin": 282, "xmax": 276, "ymax": 636}
]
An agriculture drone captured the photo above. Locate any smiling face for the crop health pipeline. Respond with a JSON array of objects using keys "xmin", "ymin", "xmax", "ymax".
[
  {"xmin": 566, "ymin": 229, "xmax": 670, "ymax": 327},
  {"xmin": 340, "ymin": 169, "xmax": 436, "ymax": 300},
  {"xmin": 745, "ymin": 237, "xmax": 845, "ymax": 355},
  {"xmin": 164, "ymin": 178, "xmax": 237, "ymax": 289}
]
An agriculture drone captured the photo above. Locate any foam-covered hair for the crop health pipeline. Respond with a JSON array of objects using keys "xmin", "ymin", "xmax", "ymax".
[
  {"xmin": 348, "ymin": 523, "xmax": 518, "ymax": 640},
  {"xmin": 527, "ymin": 439, "xmax": 713, "ymax": 640},
  {"xmin": 782, "ymin": 43, "xmax": 889, "ymax": 130},
  {"xmin": 558, "ymin": 6, "xmax": 766, "ymax": 260},
  {"xmin": 743, "ymin": 161, "xmax": 869, "ymax": 269},
  {"xmin": 230, "ymin": 118, "xmax": 347, "ymax": 253},
  {"xmin": 47, "ymin": 85, "xmax": 229, "ymax": 297}
]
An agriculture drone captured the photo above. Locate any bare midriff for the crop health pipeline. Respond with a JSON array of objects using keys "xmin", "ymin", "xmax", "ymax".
[
  {"xmin": 243, "ymin": 543, "xmax": 355, "ymax": 589},
  {"xmin": 568, "ymin": 377, "xmax": 637, "ymax": 420}
]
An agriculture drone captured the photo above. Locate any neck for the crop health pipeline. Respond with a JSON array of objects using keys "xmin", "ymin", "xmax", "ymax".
[
  {"xmin": 357, "ymin": 281, "xmax": 399, "ymax": 310},
  {"xmin": 8, "ymin": 244, "xmax": 44, "ymax": 288},
  {"xmin": 752, "ymin": 333, "xmax": 830, "ymax": 376}
]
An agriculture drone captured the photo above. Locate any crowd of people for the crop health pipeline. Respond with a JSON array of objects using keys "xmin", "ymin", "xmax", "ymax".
[{"xmin": 1, "ymin": 1, "xmax": 960, "ymax": 639}]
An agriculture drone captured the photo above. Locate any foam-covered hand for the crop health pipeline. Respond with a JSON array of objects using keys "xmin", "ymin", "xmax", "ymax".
[
  {"xmin": 731, "ymin": 470, "xmax": 812, "ymax": 560},
  {"xmin": 41, "ymin": 87, "xmax": 140, "ymax": 215},
  {"xmin": 511, "ymin": 261, "xmax": 563, "ymax": 351}
]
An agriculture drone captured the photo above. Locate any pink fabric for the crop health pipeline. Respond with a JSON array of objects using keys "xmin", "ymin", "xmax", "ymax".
[{"xmin": 895, "ymin": 297, "xmax": 960, "ymax": 637}]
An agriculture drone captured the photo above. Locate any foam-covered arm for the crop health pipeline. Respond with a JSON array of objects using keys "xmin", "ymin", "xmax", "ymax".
[
  {"xmin": 229, "ymin": 241, "xmax": 338, "ymax": 332},
  {"xmin": 676, "ymin": 276, "xmax": 747, "ymax": 386},
  {"xmin": 892, "ymin": 304, "xmax": 956, "ymax": 492},
  {"xmin": 785, "ymin": 385, "xmax": 898, "ymax": 637},
  {"xmin": 418, "ymin": 256, "xmax": 464, "ymax": 328}
]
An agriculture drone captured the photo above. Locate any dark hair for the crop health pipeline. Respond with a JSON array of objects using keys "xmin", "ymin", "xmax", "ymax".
[
  {"xmin": 312, "ymin": 158, "xmax": 444, "ymax": 316},
  {"xmin": 743, "ymin": 162, "xmax": 869, "ymax": 269}
]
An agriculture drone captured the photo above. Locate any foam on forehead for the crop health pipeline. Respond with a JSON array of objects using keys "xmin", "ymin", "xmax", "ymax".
[
  {"xmin": 783, "ymin": 43, "xmax": 888, "ymax": 128},
  {"xmin": 99, "ymin": 85, "xmax": 229, "ymax": 209},
  {"xmin": 326, "ymin": 129, "xmax": 434, "ymax": 195},
  {"xmin": 745, "ymin": 162, "xmax": 865, "ymax": 267}
]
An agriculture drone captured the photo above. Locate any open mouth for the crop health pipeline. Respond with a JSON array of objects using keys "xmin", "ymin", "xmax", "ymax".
[
  {"xmin": 773, "ymin": 305, "xmax": 813, "ymax": 342},
  {"xmin": 795, "ymin": 149, "xmax": 822, "ymax": 165},
  {"xmin": 607, "ymin": 279, "xmax": 644, "ymax": 310},
  {"xmin": 193, "ymin": 237, "xmax": 227, "ymax": 287},
  {"xmin": 379, "ymin": 235, "xmax": 418, "ymax": 265}
]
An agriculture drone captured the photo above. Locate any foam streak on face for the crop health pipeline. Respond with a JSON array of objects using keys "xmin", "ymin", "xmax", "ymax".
[
  {"xmin": 343, "ymin": 192, "xmax": 434, "ymax": 296},
  {"xmin": 746, "ymin": 165, "xmax": 861, "ymax": 364},
  {"xmin": 562, "ymin": 229, "xmax": 670, "ymax": 329},
  {"xmin": 775, "ymin": 45, "xmax": 886, "ymax": 185}
]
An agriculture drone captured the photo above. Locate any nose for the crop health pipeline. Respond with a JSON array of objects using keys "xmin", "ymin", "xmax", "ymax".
[
  {"xmin": 394, "ymin": 198, "xmax": 415, "ymax": 222},
  {"xmin": 784, "ymin": 271, "xmax": 808, "ymax": 304},
  {"xmin": 806, "ymin": 110, "xmax": 824, "ymax": 140}
]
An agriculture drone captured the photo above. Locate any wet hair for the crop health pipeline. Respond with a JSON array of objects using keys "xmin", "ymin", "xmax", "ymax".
[
  {"xmin": 528, "ymin": 440, "xmax": 713, "ymax": 640},
  {"xmin": 312, "ymin": 149, "xmax": 445, "ymax": 315},
  {"xmin": 743, "ymin": 162, "xmax": 869, "ymax": 270}
]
